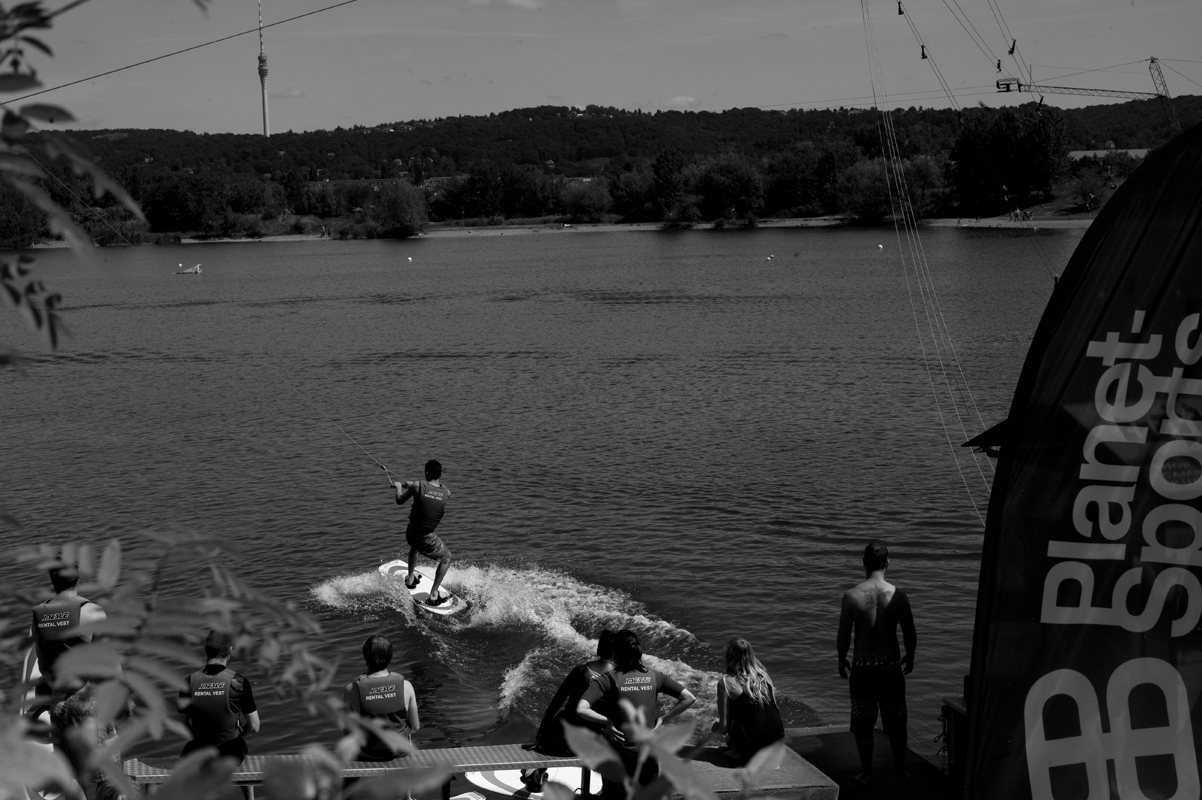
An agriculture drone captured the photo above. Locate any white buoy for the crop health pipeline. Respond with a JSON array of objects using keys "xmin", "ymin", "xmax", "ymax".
[
  {"xmin": 407, "ymin": 257, "xmax": 413, "ymax": 262},
  {"xmin": 878, "ymin": 244, "xmax": 883, "ymax": 249}
]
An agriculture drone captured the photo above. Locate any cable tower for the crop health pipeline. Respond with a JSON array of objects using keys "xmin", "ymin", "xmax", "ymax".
[
  {"xmin": 258, "ymin": 0, "xmax": 270, "ymax": 136},
  {"xmin": 996, "ymin": 57, "xmax": 1180, "ymax": 134}
]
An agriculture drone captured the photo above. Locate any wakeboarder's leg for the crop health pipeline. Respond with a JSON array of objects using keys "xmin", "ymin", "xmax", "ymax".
[
  {"xmin": 427, "ymin": 554, "xmax": 450, "ymax": 603},
  {"xmin": 405, "ymin": 546, "xmax": 420, "ymax": 589}
]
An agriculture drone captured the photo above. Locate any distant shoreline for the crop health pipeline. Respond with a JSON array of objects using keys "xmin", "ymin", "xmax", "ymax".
[{"xmin": 26, "ymin": 214, "xmax": 1095, "ymax": 249}]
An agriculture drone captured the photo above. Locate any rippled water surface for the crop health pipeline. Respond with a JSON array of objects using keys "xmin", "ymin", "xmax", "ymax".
[{"xmin": 0, "ymin": 226, "xmax": 1084, "ymax": 760}]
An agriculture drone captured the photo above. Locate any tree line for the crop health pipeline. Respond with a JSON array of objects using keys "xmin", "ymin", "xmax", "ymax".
[{"xmin": 1, "ymin": 97, "xmax": 1196, "ymax": 246}]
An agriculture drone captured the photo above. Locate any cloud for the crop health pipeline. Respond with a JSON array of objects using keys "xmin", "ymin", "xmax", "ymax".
[
  {"xmin": 666, "ymin": 95, "xmax": 698, "ymax": 108},
  {"xmin": 269, "ymin": 87, "xmax": 306, "ymax": 99}
]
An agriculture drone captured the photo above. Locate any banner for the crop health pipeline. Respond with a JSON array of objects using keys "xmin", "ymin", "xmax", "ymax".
[{"xmin": 968, "ymin": 123, "xmax": 1202, "ymax": 799}]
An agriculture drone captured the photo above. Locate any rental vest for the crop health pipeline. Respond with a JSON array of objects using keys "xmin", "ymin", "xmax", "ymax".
[
  {"xmin": 31, "ymin": 598, "xmax": 88, "ymax": 679},
  {"xmin": 408, "ymin": 481, "xmax": 448, "ymax": 534},
  {"xmin": 355, "ymin": 672, "xmax": 408, "ymax": 720},
  {"xmin": 187, "ymin": 668, "xmax": 241, "ymax": 744}
]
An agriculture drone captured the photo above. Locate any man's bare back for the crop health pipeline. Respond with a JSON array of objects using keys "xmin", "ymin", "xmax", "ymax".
[{"xmin": 844, "ymin": 576, "xmax": 911, "ymax": 665}]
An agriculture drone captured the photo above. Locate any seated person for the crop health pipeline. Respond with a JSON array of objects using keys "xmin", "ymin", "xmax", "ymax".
[
  {"xmin": 343, "ymin": 634, "xmax": 420, "ymax": 760},
  {"xmin": 178, "ymin": 630, "xmax": 259, "ymax": 764},
  {"xmin": 576, "ymin": 630, "xmax": 696, "ymax": 800},
  {"xmin": 533, "ymin": 630, "xmax": 615, "ymax": 755},
  {"xmin": 711, "ymin": 637, "xmax": 784, "ymax": 763}
]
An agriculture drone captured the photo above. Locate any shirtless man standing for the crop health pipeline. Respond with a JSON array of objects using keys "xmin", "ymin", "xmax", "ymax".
[{"xmin": 836, "ymin": 542, "xmax": 917, "ymax": 786}]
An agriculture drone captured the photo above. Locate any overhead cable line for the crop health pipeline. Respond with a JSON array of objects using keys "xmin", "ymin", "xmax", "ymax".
[
  {"xmin": 861, "ymin": 1, "xmax": 996, "ymax": 528},
  {"xmin": 9, "ymin": 0, "xmax": 362, "ymax": 104},
  {"xmin": 1162, "ymin": 62, "xmax": 1202, "ymax": 92}
]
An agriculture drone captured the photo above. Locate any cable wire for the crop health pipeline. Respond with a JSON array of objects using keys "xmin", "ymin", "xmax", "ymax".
[{"xmin": 9, "ymin": 0, "xmax": 363, "ymax": 104}]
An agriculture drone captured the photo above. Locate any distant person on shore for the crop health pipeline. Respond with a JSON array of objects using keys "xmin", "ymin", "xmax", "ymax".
[
  {"xmin": 837, "ymin": 542, "xmax": 916, "ymax": 787},
  {"xmin": 532, "ymin": 630, "xmax": 616, "ymax": 756},
  {"xmin": 711, "ymin": 638, "xmax": 784, "ymax": 764},
  {"xmin": 394, "ymin": 459, "xmax": 453, "ymax": 607},
  {"xmin": 577, "ymin": 629, "xmax": 696, "ymax": 799},
  {"xmin": 343, "ymin": 634, "xmax": 419, "ymax": 761},
  {"xmin": 178, "ymin": 630, "xmax": 259, "ymax": 767},
  {"xmin": 32, "ymin": 560, "xmax": 107, "ymax": 701}
]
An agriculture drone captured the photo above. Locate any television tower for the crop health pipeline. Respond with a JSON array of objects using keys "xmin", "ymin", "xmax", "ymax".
[{"xmin": 257, "ymin": 0, "xmax": 270, "ymax": 136}]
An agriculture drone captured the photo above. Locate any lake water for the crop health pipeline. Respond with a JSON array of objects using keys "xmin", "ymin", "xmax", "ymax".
[{"xmin": 0, "ymin": 225, "xmax": 1084, "ymax": 762}]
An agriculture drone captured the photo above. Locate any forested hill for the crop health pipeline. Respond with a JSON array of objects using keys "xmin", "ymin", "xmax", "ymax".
[{"xmin": 65, "ymin": 96, "xmax": 1200, "ymax": 183}]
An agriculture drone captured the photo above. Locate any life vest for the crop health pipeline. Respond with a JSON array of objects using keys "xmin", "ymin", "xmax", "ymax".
[
  {"xmin": 187, "ymin": 668, "xmax": 241, "ymax": 744},
  {"xmin": 355, "ymin": 672, "xmax": 408, "ymax": 719},
  {"xmin": 31, "ymin": 598, "xmax": 88, "ymax": 680},
  {"xmin": 408, "ymin": 481, "xmax": 448, "ymax": 534}
]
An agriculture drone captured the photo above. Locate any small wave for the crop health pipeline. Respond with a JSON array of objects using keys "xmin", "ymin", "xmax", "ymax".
[{"xmin": 310, "ymin": 570, "xmax": 417, "ymax": 626}]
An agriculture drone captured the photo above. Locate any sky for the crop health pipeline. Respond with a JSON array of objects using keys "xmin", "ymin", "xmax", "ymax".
[{"xmin": 11, "ymin": 0, "xmax": 1202, "ymax": 134}]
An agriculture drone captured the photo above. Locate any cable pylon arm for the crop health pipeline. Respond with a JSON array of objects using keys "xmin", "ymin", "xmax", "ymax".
[{"xmin": 995, "ymin": 78, "xmax": 1158, "ymax": 100}]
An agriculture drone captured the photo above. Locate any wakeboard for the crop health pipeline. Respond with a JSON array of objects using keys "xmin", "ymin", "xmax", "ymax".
[{"xmin": 379, "ymin": 559, "xmax": 467, "ymax": 616}]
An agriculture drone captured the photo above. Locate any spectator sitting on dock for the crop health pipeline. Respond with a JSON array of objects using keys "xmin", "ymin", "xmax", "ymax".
[
  {"xmin": 343, "ymin": 634, "xmax": 420, "ymax": 761},
  {"xmin": 836, "ymin": 542, "xmax": 917, "ymax": 787},
  {"xmin": 178, "ymin": 630, "xmax": 260, "ymax": 766},
  {"xmin": 576, "ymin": 629, "xmax": 696, "ymax": 800},
  {"xmin": 532, "ymin": 630, "xmax": 615, "ymax": 756},
  {"xmin": 711, "ymin": 637, "xmax": 784, "ymax": 764}
]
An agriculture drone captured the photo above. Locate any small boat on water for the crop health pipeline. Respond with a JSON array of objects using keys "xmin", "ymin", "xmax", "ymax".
[{"xmin": 175, "ymin": 263, "xmax": 201, "ymax": 274}]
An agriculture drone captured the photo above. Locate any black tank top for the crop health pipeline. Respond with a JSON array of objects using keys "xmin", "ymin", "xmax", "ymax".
[
  {"xmin": 31, "ymin": 598, "xmax": 88, "ymax": 679},
  {"xmin": 408, "ymin": 481, "xmax": 448, "ymax": 534},
  {"xmin": 187, "ymin": 668, "xmax": 241, "ymax": 744}
]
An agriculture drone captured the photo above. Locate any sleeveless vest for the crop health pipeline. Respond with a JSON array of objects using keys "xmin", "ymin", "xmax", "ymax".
[
  {"xmin": 187, "ymin": 668, "xmax": 241, "ymax": 744},
  {"xmin": 31, "ymin": 598, "xmax": 87, "ymax": 679},
  {"xmin": 408, "ymin": 481, "xmax": 448, "ymax": 534},
  {"xmin": 355, "ymin": 672, "xmax": 408, "ymax": 719}
]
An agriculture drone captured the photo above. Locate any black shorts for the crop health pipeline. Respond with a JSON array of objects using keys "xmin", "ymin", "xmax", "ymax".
[
  {"xmin": 849, "ymin": 659, "xmax": 907, "ymax": 737},
  {"xmin": 406, "ymin": 524, "xmax": 450, "ymax": 562}
]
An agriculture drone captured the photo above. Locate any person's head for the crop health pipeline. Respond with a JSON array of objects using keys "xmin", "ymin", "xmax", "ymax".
[
  {"xmin": 723, "ymin": 637, "xmax": 774, "ymax": 702},
  {"xmin": 48, "ymin": 563, "xmax": 80, "ymax": 594},
  {"xmin": 363, "ymin": 634, "xmax": 393, "ymax": 673},
  {"xmin": 724, "ymin": 637, "xmax": 762, "ymax": 676},
  {"xmin": 611, "ymin": 629, "xmax": 644, "ymax": 672},
  {"xmin": 204, "ymin": 630, "xmax": 234, "ymax": 662},
  {"xmin": 596, "ymin": 629, "xmax": 615, "ymax": 662},
  {"xmin": 424, "ymin": 460, "xmax": 442, "ymax": 481},
  {"xmin": 863, "ymin": 542, "xmax": 889, "ymax": 575}
]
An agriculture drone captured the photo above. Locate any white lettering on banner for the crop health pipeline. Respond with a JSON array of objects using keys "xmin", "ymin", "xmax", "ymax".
[
  {"xmin": 1072, "ymin": 484, "xmax": 1136, "ymax": 540},
  {"xmin": 1040, "ymin": 562, "xmax": 1202, "ymax": 636},
  {"xmin": 1024, "ymin": 658, "xmax": 1199, "ymax": 800},
  {"xmin": 1177, "ymin": 313, "xmax": 1202, "ymax": 366}
]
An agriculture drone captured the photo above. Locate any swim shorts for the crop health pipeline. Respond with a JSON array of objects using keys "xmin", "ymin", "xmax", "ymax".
[
  {"xmin": 848, "ymin": 658, "xmax": 907, "ymax": 737},
  {"xmin": 405, "ymin": 524, "xmax": 450, "ymax": 562}
]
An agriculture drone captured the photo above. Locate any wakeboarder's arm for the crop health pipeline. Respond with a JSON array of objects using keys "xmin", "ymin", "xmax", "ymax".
[
  {"xmin": 394, "ymin": 481, "xmax": 417, "ymax": 505},
  {"xmin": 245, "ymin": 710, "xmax": 261, "ymax": 735},
  {"xmin": 837, "ymin": 593, "xmax": 854, "ymax": 679},
  {"xmin": 899, "ymin": 591, "xmax": 916, "ymax": 675}
]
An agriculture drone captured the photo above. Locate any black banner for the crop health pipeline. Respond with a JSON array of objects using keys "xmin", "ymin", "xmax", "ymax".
[{"xmin": 968, "ymin": 123, "xmax": 1202, "ymax": 798}]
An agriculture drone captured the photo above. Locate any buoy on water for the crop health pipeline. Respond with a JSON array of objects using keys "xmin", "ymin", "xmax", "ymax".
[
  {"xmin": 407, "ymin": 257, "xmax": 413, "ymax": 262},
  {"xmin": 878, "ymin": 244, "xmax": 884, "ymax": 249}
]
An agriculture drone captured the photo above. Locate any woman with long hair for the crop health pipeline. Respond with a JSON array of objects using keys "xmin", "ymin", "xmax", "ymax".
[
  {"xmin": 576, "ymin": 629, "xmax": 696, "ymax": 799},
  {"xmin": 711, "ymin": 637, "xmax": 784, "ymax": 763}
]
